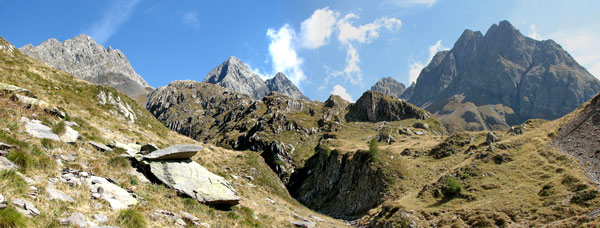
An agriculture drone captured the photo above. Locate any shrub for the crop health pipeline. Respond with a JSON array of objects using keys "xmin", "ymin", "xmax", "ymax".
[
  {"xmin": 442, "ymin": 177, "xmax": 462, "ymax": 198},
  {"xmin": 571, "ymin": 190, "xmax": 599, "ymax": 206},
  {"xmin": 51, "ymin": 121, "xmax": 66, "ymax": 135},
  {"xmin": 116, "ymin": 208, "xmax": 147, "ymax": 228},
  {"xmin": 538, "ymin": 184, "xmax": 554, "ymax": 196},
  {"xmin": 368, "ymin": 138, "xmax": 380, "ymax": 161},
  {"xmin": 41, "ymin": 138, "xmax": 54, "ymax": 149},
  {"xmin": 107, "ymin": 156, "xmax": 130, "ymax": 168},
  {"xmin": 0, "ymin": 207, "xmax": 28, "ymax": 228}
]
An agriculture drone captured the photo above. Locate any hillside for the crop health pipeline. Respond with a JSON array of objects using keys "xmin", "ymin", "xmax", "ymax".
[
  {"xmin": 0, "ymin": 36, "xmax": 347, "ymax": 227},
  {"xmin": 401, "ymin": 20, "xmax": 600, "ymax": 132}
]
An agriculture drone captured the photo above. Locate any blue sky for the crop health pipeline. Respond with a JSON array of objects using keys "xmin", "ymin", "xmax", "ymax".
[{"xmin": 1, "ymin": 0, "xmax": 599, "ymax": 102}]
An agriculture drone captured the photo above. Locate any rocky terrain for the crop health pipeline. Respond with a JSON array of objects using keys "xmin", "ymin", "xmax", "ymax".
[
  {"xmin": 203, "ymin": 56, "xmax": 307, "ymax": 100},
  {"xmin": 0, "ymin": 36, "xmax": 347, "ymax": 227},
  {"xmin": 390, "ymin": 20, "xmax": 600, "ymax": 132},
  {"xmin": 370, "ymin": 77, "xmax": 406, "ymax": 99},
  {"xmin": 19, "ymin": 35, "xmax": 153, "ymax": 105}
]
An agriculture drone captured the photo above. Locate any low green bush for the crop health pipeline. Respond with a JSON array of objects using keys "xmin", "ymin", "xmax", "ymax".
[
  {"xmin": 116, "ymin": 208, "xmax": 147, "ymax": 228},
  {"xmin": 442, "ymin": 177, "xmax": 462, "ymax": 198}
]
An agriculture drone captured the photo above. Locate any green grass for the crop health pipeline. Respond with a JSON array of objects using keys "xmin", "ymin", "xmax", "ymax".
[
  {"xmin": 41, "ymin": 138, "xmax": 54, "ymax": 149},
  {"xmin": 116, "ymin": 208, "xmax": 147, "ymax": 228},
  {"xmin": 50, "ymin": 120, "xmax": 66, "ymax": 135},
  {"xmin": 0, "ymin": 170, "xmax": 28, "ymax": 194},
  {"xmin": 7, "ymin": 150, "xmax": 33, "ymax": 171},
  {"xmin": 442, "ymin": 177, "xmax": 462, "ymax": 198},
  {"xmin": 0, "ymin": 207, "xmax": 28, "ymax": 228},
  {"xmin": 107, "ymin": 156, "xmax": 130, "ymax": 169}
]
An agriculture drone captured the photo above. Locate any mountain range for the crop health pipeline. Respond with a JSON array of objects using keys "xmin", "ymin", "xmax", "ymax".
[{"xmin": 373, "ymin": 20, "xmax": 600, "ymax": 132}]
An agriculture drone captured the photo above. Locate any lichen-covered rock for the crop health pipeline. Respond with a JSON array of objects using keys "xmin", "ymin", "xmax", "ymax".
[
  {"xmin": 148, "ymin": 160, "xmax": 240, "ymax": 206},
  {"xmin": 22, "ymin": 117, "xmax": 60, "ymax": 141},
  {"xmin": 142, "ymin": 144, "xmax": 203, "ymax": 161},
  {"xmin": 86, "ymin": 176, "xmax": 137, "ymax": 210}
]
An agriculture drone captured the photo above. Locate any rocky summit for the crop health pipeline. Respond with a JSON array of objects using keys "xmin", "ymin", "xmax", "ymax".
[
  {"xmin": 203, "ymin": 56, "xmax": 308, "ymax": 100},
  {"xmin": 370, "ymin": 77, "xmax": 406, "ymax": 99},
  {"xmin": 402, "ymin": 20, "xmax": 600, "ymax": 132},
  {"xmin": 19, "ymin": 34, "xmax": 153, "ymax": 104}
]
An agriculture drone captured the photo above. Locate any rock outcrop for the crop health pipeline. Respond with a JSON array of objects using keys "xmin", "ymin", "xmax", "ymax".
[
  {"xmin": 370, "ymin": 77, "xmax": 406, "ymax": 99},
  {"xmin": 403, "ymin": 20, "xmax": 600, "ymax": 131},
  {"xmin": 346, "ymin": 90, "xmax": 429, "ymax": 122},
  {"xmin": 142, "ymin": 144, "xmax": 203, "ymax": 160},
  {"xmin": 19, "ymin": 34, "xmax": 153, "ymax": 104},
  {"xmin": 288, "ymin": 146, "xmax": 386, "ymax": 219},
  {"xmin": 86, "ymin": 176, "xmax": 137, "ymax": 210}
]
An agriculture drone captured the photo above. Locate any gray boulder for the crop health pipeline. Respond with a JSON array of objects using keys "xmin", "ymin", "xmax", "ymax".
[
  {"xmin": 140, "ymin": 143, "xmax": 159, "ymax": 155},
  {"xmin": 12, "ymin": 198, "xmax": 40, "ymax": 216},
  {"xmin": 60, "ymin": 212, "xmax": 95, "ymax": 228},
  {"xmin": 46, "ymin": 184, "xmax": 75, "ymax": 202},
  {"xmin": 142, "ymin": 144, "xmax": 203, "ymax": 161},
  {"xmin": 22, "ymin": 117, "xmax": 60, "ymax": 141},
  {"xmin": 0, "ymin": 157, "xmax": 18, "ymax": 170},
  {"xmin": 86, "ymin": 176, "xmax": 137, "ymax": 210},
  {"xmin": 148, "ymin": 160, "xmax": 240, "ymax": 206},
  {"xmin": 59, "ymin": 125, "xmax": 80, "ymax": 143},
  {"xmin": 89, "ymin": 141, "xmax": 112, "ymax": 152}
]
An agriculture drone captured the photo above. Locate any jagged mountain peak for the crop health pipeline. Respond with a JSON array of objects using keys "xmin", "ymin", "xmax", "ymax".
[
  {"xmin": 369, "ymin": 77, "xmax": 406, "ymax": 99},
  {"xmin": 203, "ymin": 57, "xmax": 308, "ymax": 100},
  {"xmin": 19, "ymin": 34, "xmax": 152, "ymax": 104}
]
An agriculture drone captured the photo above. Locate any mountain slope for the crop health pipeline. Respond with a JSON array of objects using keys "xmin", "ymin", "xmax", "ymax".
[
  {"xmin": 19, "ymin": 34, "xmax": 153, "ymax": 105},
  {"xmin": 404, "ymin": 20, "xmax": 600, "ymax": 132},
  {"xmin": 0, "ymin": 36, "xmax": 346, "ymax": 227},
  {"xmin": 266, "ymin": 72, "xmax": 308, "ymax": 100},
  {"xmin": 370, "ymin": 77, "xmax": 406, "ymax": 99}
]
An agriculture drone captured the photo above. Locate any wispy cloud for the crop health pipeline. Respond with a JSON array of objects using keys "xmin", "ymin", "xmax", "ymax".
[
  {"xmin": 267, "ymin": 24, "xmax": 306, "ymax": 86},
  {"xmin": 182, "ymin": 11, "xmax": 200, "ymax": 28},
  {"xmin": 84, "ymin": 0, "xmax": 140, "ymax": 44},
  {"xmin": 331, "ymin": 84, "xmax": 353, "ymax": 102},
  {"xmin": 300, "ymin": 7, "xmax": 338, "ymax": 49},
  {"xmin": 408, "ymin": 40, "xmax": 448, "ymax": 84},
  {"xmin": 528, "ymin": 24, "xmax": 542, "ymax": 40}
]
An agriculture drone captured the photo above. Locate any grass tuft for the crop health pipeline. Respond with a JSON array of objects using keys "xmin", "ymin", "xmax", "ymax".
[
  {"xmin": 0, "ymin": 170, "xmax": 28, "ymax": 194},
  {"xmin": 0, "ymin": 207, "xmax": 28, "ymax": 228},
  {"xmin": 50, "ymin": 120, "xmax": 66, "ymax": 135},
  {"xmin": 107, "ymin": 156, "xmax": 130, "ymax": 169},
  {"xmin": 116, "ymin": 207, "xmax": 147, "ymax": 228}
]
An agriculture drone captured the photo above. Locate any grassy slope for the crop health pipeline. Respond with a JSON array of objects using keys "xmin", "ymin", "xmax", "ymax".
[{"xmin": 0, "ymin": 37, "xmax": 347, "ymax": 227}]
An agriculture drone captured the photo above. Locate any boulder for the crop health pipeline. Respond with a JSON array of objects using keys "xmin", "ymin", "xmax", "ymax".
[
  {"xmin": 11, "ymin": 94, "xmax": 50, "ymax": 109},
  {"xmin": 0, "ymin": 157, "xmax": 18, "ymax": 170},
  {"xmin": 486, "ymin": 132, "xmax": 498, "ymax": 145},
  {"xmin": 46, "ymin": 184, "xmax": 75, "ymax": 202},
  {"xmin": 89, "ymin": 141, "xmax": 112, "ymax": 152},
  {"xmin": 111, "ymin": 141, "xmax": 137, "ymax": 156},
  {"xmin": 92, "ymin": 214, "xmax": 108, "ymax": 223},
  {"xmin": 0, "ymin": 142, "xmax": 15, "ymax": 150},
  {"xmin": 60, "ymin": 212, "xmax": 95, "ymax": 228},
  {"xmin": 291, "ymin": 220, "xmax": 316, "ymax": 228},
  {"xmin": 86, "ymin": 176, "xmax": 137, "ymax": 210},
  {"xmin": 22, "ymin": 118, "xmax": 60, "ymax": 141},
  {"xmin": 11, "ymin": 198, "xmax": 40, "ymax": 216},
  {"xmin": 0, "ymin": 193, "xmax": 4, "ymax": 203},
  {"xmin": 0, "ymin": 82, "xmax": 33, "ymax": 97},
  {"xmin": 142, "ymin": 144, "xmax": 203, "ymax": 161},
  {"xmin": 148, "ymin": 160, "xmax": 240, "ymax": 206},
  {"xmin": 59, "ymin": 125, "xmax": 80, "ymax": 143}
]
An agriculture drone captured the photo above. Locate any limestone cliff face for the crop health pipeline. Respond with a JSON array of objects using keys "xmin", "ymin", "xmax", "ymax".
[
  {"xmin": 404, "ymin": 20, "xmax": 600, "ymax": 131},
  {"xmin": 19, "ymin": 35, "xmax": 152, "ymax": 104}
]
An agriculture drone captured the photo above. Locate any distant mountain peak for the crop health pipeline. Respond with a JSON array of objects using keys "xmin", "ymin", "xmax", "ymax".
[
  {"xmin": 204, "ymin": 57, "xmax": 307, "ymax": 100},
  {"xmin": 369, "ymin": 77, "xmax": 406, "ymax": 99},
  {"xmin": 19, "ymin": 34, "xmax": 153, "ymax": 104}
]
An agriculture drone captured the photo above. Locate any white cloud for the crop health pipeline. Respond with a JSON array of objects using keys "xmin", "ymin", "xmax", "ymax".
[
  {"xmin": 528, "ymin": 24, "xmax": 542, "ymax": 40},
  {"xmin": 182, "ymin": 11, "xmax": 200, "ymax": 28},
  {"xmin": 300, "ymin": 7, "xmax": 338, "ymax": 49},
  {"xmin": 85, "ymin": 0, "xmax": 139, "ymax": 44},
  {"xmin": 408, "ymin": 40, "xmax": 448, "ymax": 84},
  {"xmin": 550, "ymin": 29, "xmax": 600, "ymax": 79},
  {"xmin": 266, "ymin": 24, "xmax": 306, "ymax": 86},
  {"xmin": 331, "ymin": 84, "xmax": 353, "ymax": 102},
  {"xmin": 385, "ymin": 0, "xmax": 438, "ymax": 7}
]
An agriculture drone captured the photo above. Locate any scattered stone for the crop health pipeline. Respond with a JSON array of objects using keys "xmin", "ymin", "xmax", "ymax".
[
  {"xmin": 0, "ymin": 157, "xmax": 18, "ymax": 170},
  {"xmin": 243, "ymin": 175, "xmax": 254, "ymax": 181},
  {"xmin": 291, "ymin": 220, "xmax": 316, "ymax": 228},
  {"xmin": 180, "ymin": 211, "xmax": 200, "ymax": 223},
  {"xmin": 59, "ymin": 125, "xmax": 80, "ymax": 143},
  {"xmin": 309, "ymin": 215, "xmax": 325, "ymax": 223},
  {"xmin": 0, "ymin": 204, "xmax": 6, "ymax": 209},
  {"xmin": 140, "ymin": 143, "xmax": 159, "ymax": 154},
  {"xmin": 46, "ymin": 184, "xmax": 75, "ymax": 202},
  {"xmin": 89, "ymin": 141, "xmax": 112, "ymax": 152},
  {"xmin": 60, "ymin": 154, "xmax": 77, "ymax": 161},
  {"xmin": 49, "ymin": 108, "xmax": 67, "ymax": 119},
  {"xmin": 398, "ymin": 128, "xmax": 413, "ymax": 135},
  {"xmin": 11, "ymin": 198, "xmax": 40, "ymax": 216},
  {"xmin": 0, "ymin": 142, "xmax": 15, "ymax": 150},
  {"xmin": 265, "ymin": 197, "xmax": 276, "ymax": 204},
  {"xmin": 93, "ymin": 214, "xmax": 108, "ymax": 223},
  {"xmin": 11, "ymin": 94, "xmax": 50, "ymax": 109},
  {"xmin": 0, "ymin": 193, "xmax": 4, "ymax": 203},
  {"xmin": 64, "ymin": 121, "xmax": 80, "ymax": 128},
  {"xmin": 508, "ymin": 126, "xmax": 525, "ymax": 135},
  {"xmin": 111, "ymin": 140, "xmax": 138, "ymax": 157},
  {"xmin": 86, "ymin": 176, "xmax": 137, "ymax": 210},
  {"xmin": 148, "ymin": 160, "xmax": 240, "ymax": 206},
  {"xmin": 486, "ymin": 132, "xmax": 498, "ymax": 145},
  {"xmin": 142, "ymin": 144, "xmax": 203, "ymax": 160},
  {"xmin": 0, "ymin": 82, "xmax": 33, "ymax": 97},
  {"xmin": 376, "ymin": 133, "xmax": 396, "ymax": 144},
  {"xmin": 60, "ymin": 212, "xmax": 96, "ymax": 228},
  {"xmin": 22, "ymin": 118, "xmax": 60, "ymax": 141}
]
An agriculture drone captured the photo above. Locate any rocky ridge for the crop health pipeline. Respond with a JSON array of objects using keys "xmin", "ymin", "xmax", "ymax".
[
  {"xmin": 370, "ymin": 77, "xmax": 406, "ymax": 99},
  {"xmin": 19, "ymin": 34, "xmax": 153, "ymax": 104}
]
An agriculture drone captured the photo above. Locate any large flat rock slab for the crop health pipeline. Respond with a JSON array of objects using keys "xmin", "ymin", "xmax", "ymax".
[
  {"xmin": 22, "ymin": 117, "xmax": 60, "ymax": 141},
  {"xmin": 86, "ymin": 176, "xmax": 137, "ymax": 210},
  {"xmin": 149, "ymin": 160, "xmax": 240, "ymax": 206},
  {"xmin": 142, "ymin": 144, "xmax": 203, "ymax": 161}
]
